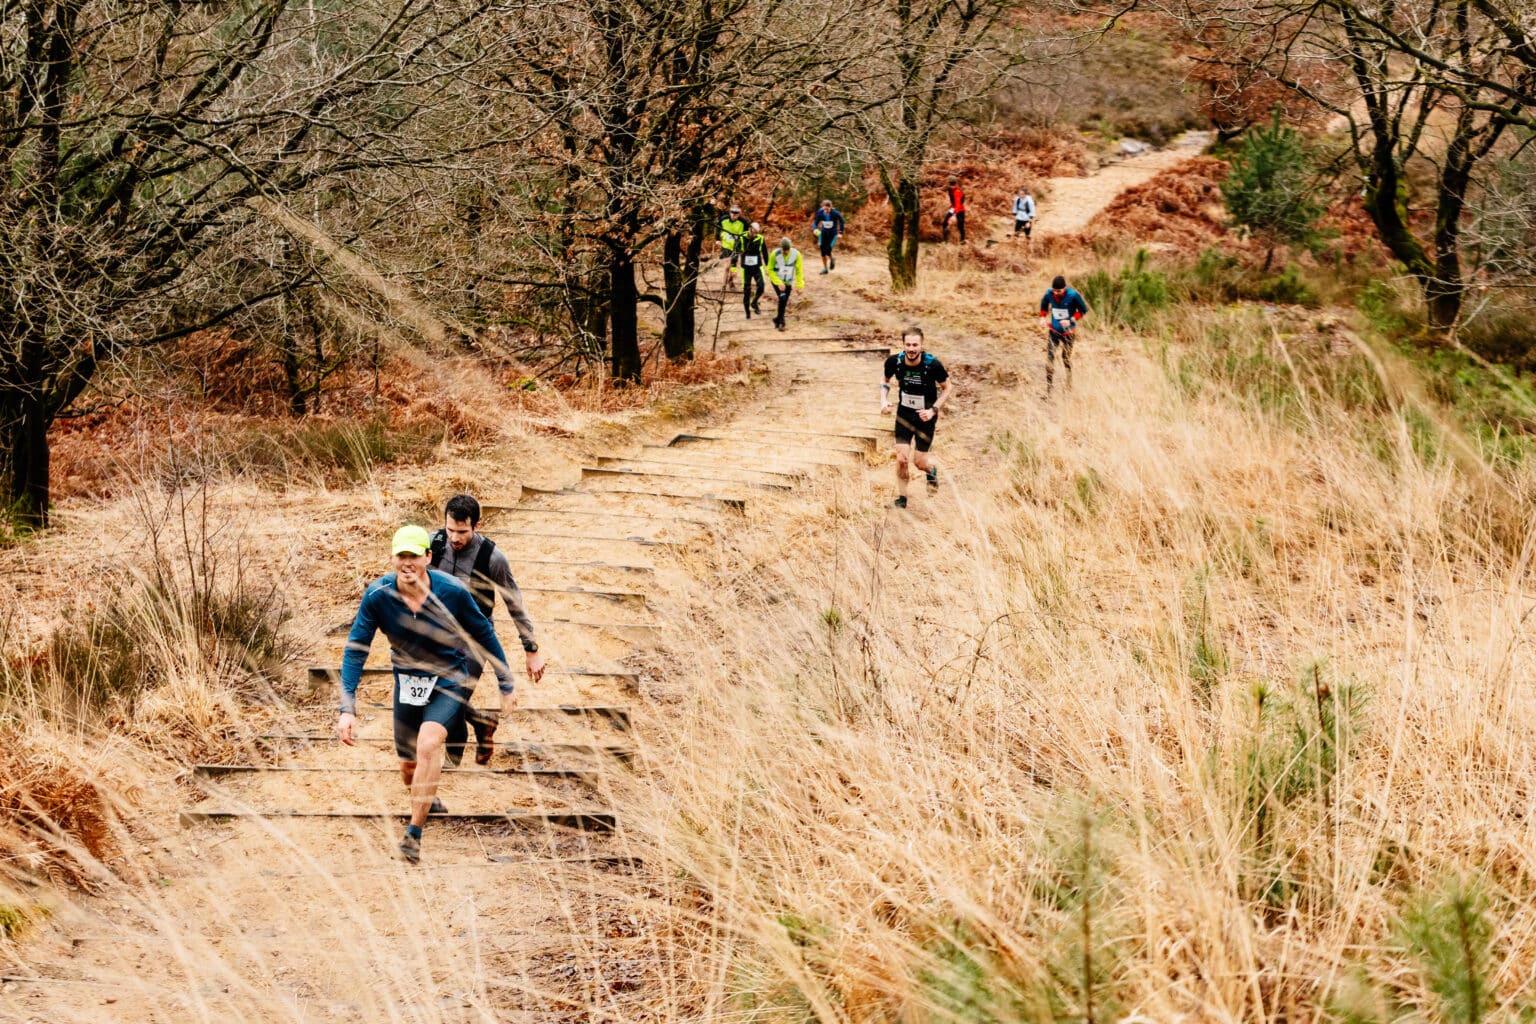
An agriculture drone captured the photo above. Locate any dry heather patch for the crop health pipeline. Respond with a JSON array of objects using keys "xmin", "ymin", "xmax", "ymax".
[
  {"xmin": 0, "ymin": 730, "xmax": 125, "ymax": 892},
  {"xmin": 612, "ymin": 307, "xmax": 1536, "ymax": 1020},
  {"xmin": 47, "ymin": 330, "xmax": 751, "ymax": 502},
  {"xmin": 1077, "ymin": 155, "xmax": 1231, "ymax": 256}
]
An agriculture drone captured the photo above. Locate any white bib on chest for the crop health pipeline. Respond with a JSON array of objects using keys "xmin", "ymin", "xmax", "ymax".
[{"xmin": 397, "ymin": 673, "xmax": 438, "ymax": 707}]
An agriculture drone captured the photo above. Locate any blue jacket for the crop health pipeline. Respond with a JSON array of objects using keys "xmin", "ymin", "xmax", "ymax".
[
  {"xmin": 1039, "ymin": 288, "xmax": 1089, "ymax": 332},
  {"xmin": 339, "ymin": 569, "xmax": 513, "ymax": 714},
  {"xmin": 812, "ymin": 208, "xmax": 845, "ymax": 239}
]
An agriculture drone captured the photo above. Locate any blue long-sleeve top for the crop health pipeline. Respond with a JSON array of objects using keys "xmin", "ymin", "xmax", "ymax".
[{"xmin": 338, "ymin": 569, "xmax": 513, "ymax": 714}]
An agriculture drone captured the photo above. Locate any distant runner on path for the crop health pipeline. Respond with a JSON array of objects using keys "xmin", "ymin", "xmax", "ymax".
[
  {"xmin": 811, "ymin": 200, "xmax": 846, "ymax": 275},
  {"xmin": 945, "ymin": 176, "xmax": 967, "ymax": 243},
  {"xmin": 430, "ymin": 493, "xmax": 545, "ymax": 767},
  {"xmin": 336, "ymin": 525, "xmax": 516, "ymax": 864},
  {"xmin": 880, "ymin": 327, "xmax": 951, "ymax": 508},
  {"xmin": 739, "ymin": 223, "xmax": 769, "ymax": 319},
  {"xmin": 1039, "ymin": 274, "xmax": 1089, "ymax": 395},
  {"xmin": 768, "ymin": 236, "xmax": 804, "ymax": 332},
  {"xmin": 719, "ymin": 206, "xmax": 747, "ymax": 290},
  {"xmin": 1013, "ymin": 187, "xmax": 1036, "ymax": 241}
]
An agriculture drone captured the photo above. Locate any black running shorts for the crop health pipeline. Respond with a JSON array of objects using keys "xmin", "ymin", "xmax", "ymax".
[
  {"xmin": 894, "ymin": 410, "xmax": 937, "ymax": 452},
  {"xmin": 392, "ymin": 672, "xmax": 471, "ymax": 761}
]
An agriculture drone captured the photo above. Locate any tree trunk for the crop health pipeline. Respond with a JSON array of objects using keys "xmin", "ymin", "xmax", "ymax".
[
  {"xmin": 1423, "ymin": 113, "xmax": 1495, "ymax": 332},
  {"xmin": 610, "ymin": 250, "xmax": 642, "ymax": 383},
  {"xmin": 663, "ymin": 214, "xmax": 705, "ymax": 361},
  {"xmin": 887, "ymin": 174, "xmax": 921, "ymax": 292},
  {"xmin": 0, "ymin": 380, "xmax": 52, "ymax": 528}
]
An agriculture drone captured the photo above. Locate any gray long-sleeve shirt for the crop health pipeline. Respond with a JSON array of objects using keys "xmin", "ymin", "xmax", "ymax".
[{"xmin": 435, "ymin": 532, "xmax": 537, "ymax": 649}]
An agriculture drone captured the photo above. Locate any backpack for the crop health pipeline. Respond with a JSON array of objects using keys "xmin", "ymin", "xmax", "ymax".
[{"xmin": 429, "ymin": 530, "xmax": 498, "ymax": 618}]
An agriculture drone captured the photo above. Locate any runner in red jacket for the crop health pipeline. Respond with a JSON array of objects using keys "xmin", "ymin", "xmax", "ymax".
[{"xmin": 945, "ymin": 176, "xmax": 967, "ymax": 243}]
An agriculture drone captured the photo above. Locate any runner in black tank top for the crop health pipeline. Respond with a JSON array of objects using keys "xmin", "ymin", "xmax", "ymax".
[{"xmin": 880, "ymin": 327, "xmax": 952, "ymax": 508}]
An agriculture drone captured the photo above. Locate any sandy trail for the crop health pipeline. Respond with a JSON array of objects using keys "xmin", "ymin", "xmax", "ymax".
[
  {"xmin": 1033, "ymin": 131, "xmax": 1214, "ymax": 238},
  {"xmin": 1, "ymin": 138, "xmax": 1202, "ymax": 1023}
]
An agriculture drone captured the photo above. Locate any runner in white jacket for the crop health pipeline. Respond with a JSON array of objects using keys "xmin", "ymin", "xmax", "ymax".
[{"xmin": 1013, "ymin": 189, "xmax": 1036, "ymax": 241}]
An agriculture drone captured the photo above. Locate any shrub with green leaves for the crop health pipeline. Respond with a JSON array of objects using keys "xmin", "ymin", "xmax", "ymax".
[
  {"xmin": 1080, "ymin": 249, "xmax": 1171, "ymax": 330},
  {"xmin": 1223, "ymin": 111, "xmax": 1325, "ymax": 270}
]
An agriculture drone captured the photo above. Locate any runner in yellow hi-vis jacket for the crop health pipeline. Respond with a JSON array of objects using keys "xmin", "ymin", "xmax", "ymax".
[
  {"xmin": 719, "ymin": 206, "xmax": 747, "ymax": 289},
  {"xmin": 767, "ymin": 236, "xmax": 805, "ymax": 332}
]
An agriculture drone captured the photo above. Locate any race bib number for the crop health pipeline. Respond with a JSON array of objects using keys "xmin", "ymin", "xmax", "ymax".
[
  {"xmin": 820, "ymin": 220, "xmax": 835, "ymax": 231},
  {"xmin": 1052, "ymin": 307, "xmax": 1071, "ymax": 322},
  {"xmin": 743, "ymin": 255, "xmax": 759, "ymax": 266},
  {"xmin": 900, "ymin": 391, "xmax": 925, "ymax": 410},
  {"xmin": 397, "ymin": 673, "xmax": 437, "ymax": 707}
]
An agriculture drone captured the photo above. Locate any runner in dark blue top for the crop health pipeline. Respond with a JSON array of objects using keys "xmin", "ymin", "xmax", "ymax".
[
  {"xmin": 812, "ymin": 199, "xmax": 846, "ymax": 274},
  {"xmin": 880, "ymin": 327, "xmax": 952, "ymax": 508},
  {"xmin": 336, "ymin": 524, "xmax": 514, "ymax": 863},
  {"xmin": 1038, "ymin": 274, "xmax": 1089, "ymax": 394}
]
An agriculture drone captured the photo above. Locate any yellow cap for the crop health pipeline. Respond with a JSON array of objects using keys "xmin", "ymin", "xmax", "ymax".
[{"xmin": 391, "ymin": 525, "xmax": 432, "ymax": 557}]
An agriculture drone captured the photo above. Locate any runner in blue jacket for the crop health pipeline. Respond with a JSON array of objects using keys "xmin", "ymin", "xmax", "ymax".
[
  {"xmin": 811, "ymin": 200, "xmax": 846, "ymax": 274},
  {"xmin": 336, "ymin": 524, "xmax": 515, "ymax": 863},
  {"xmin": 1039, "ymin": 274, "xmax": 1089, "ymax": 394}
]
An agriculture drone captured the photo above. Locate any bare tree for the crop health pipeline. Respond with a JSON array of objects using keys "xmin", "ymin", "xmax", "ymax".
[
  {"xmin": 0, "ymin": 0, "xmax": 502, "ymax": 526},
  {"xmin": 482, "ymin": 0, "xmax": 864, "ymax": 378},
  {"xmin": 1182, "ymin": 0, "xmax": 1526, "ymax": 329},
  {"xmin": 851, "ymin": 1, "xmax": 1099, "ymax": 291}
]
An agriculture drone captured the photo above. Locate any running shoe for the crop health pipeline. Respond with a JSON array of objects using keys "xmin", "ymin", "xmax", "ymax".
[
  {"xmin": 820, "ymin": 267, "xmax": 828, "ymax": 275},
  {"xmin": 893, "ymin": 496, "xmax": 907, "ymax": 509},
  {"xmin": 753, "ymin": 301, "xmax": 761, "ymax": 313},
  {"xmin": 399, "ymin": 831, "xmax": 421, "ymax": 864},
  {"xmin": 429, "ymin": 797, "xmax": 448, "ymax": 814},
  {"xmin": 926, "ymin": 466, "xmax": 939, "ymax": 489},
  {"xmin": 830, "ymin": 257, "xmax": 836, "ymax": 270},
  {"xmin": 470, "ymin": 711, "xmax": 497, "ymax": 766}
]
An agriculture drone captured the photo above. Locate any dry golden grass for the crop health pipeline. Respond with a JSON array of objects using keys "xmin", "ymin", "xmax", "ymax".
[
  {"xmin": 2, "ymin": 250, "xmax": 1535, "ymax": 1021},
  {"xmin": 601, "ymin": 263, "xmax": 1536, "ymax": 1021}
]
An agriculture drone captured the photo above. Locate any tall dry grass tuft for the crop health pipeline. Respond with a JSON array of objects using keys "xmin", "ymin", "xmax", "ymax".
[
  {"xmin": 609, "ymin": 276, "xmax": 1536, "ymax": 1020},
  {"xmin": 0, "ymin": 482, "xmax": 293, "ymax": 762}
]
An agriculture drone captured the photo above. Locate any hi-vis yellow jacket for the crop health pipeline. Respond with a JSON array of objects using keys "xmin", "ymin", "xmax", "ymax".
[
  {"xmin": 768, "ymin": 246, "xmax": 804, "ymax": 289},
  {"xmin": 719, "ymin": 217, "xmax": 747, "ymax": 251}
]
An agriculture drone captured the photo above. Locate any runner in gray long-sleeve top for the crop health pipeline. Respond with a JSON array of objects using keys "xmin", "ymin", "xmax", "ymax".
[
  {"xmin": 430, "ymin": 493, "xmax": 547, "ymax": 766},
  {"xmin": 335, "ymin": 524, "xmax": 516, "ymax": 864}
]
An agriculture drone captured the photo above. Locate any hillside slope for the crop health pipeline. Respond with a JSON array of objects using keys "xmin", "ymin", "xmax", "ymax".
[{"xmin": 6, "ymin": 145, "xmax": 1530, "ymax": 1023}]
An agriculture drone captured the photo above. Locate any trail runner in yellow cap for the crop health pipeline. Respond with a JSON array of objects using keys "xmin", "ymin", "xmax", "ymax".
[{"xmin": 335, "ymin": 524, "xmax": 515, "ymax": 863}]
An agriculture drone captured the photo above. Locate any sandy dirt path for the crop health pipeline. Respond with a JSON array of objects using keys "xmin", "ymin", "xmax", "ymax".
[{"xmin": 1032, "ymin": 132, "xmax": 1214, "ymax": 239}]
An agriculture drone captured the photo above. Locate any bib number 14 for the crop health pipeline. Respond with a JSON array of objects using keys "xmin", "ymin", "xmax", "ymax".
[{"xmin": 900, "ymin": 391, "xmax": 925, "ymax": 411}]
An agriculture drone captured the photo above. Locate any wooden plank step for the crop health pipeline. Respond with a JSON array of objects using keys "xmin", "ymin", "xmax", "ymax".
[
  {"xmin": 675, "ymin": 429, "xmax": 869, "ymax": 453},
  {"xmin": 482, "ymin": 504, "xmax": 713, "ymax": 528},
  {"xmin": 756, "ymin": 346, "xmax": 891, "ymax": 357},
  {"xmin": 254, "ymin": 736, "xmax": 637, "ymax": 762},
  {"xmin": 351, "ymin": 706, "xmax": 626, "ymax": 736},
  {"xmin": 308, "ymin": 666, "xmax": 636, "ymax": 686},
  {"xmin": 192, "ymin": 764, "xmax": 600, "ymax": 779},
  {"xmin": 596, "ymin": 455, "xmax": 805, "ymax": 481},
  {"xmin": 730, "ymin": 424, "xmax": 882, "ymax": 443},
  {"xmin": 641, "ymin": 443, "xmax": 844, "ymax": 468},
  {"xmin": 491, "ymin": 527, "xmax": 680, "ymax": 547},
  {"xmin": 669, "ymin": 433, "xmax": 864, "ymax": 456},
  {"xmin": 521, "ymin": 483, "xmax": 745, "ymax": 510},
  {"xmin": 520, "ymin": 585, "xmax": 649, "ymax": 604},
  {"xmin": 581, "ymin": 466, "xmax": 793, "ymax": 490},
  {"xmin": 179, "ymin": 809, "xmax": 617, "ymax": 831}
]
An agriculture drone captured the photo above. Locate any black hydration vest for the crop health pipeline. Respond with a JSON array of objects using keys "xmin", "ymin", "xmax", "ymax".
[{"xmin": 429, "ymin": 530, "xmax": 498, "ymax": 618}]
